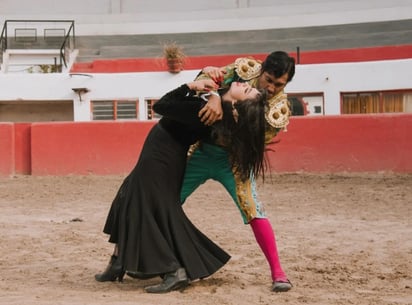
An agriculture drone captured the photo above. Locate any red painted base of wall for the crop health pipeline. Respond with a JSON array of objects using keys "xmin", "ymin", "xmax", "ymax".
[
  {"xmin": 0, "ymin": 123, "xmax": 14, "ymax": 176},
  {"xmin": 14, "ymin": 123, "xmax": 31, "ymax": 174},
  {"xmin": 267, "ymin": 114, "xmax": 412, "ymax": 172},
  {"xmin": 1, "ymin": 114, "xmax": 411, "ymax": 176},
  {"xmin": 31, "ymin": 121, "xmax": 156, "ymax": 175}
]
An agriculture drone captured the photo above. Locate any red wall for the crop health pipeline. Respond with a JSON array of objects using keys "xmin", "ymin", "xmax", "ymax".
[
  {"xmin": 14, "ymin": 123, "xmax": 32, "ymax": 174},
  {"xmin": 0, "ymin": 123, "xmax": 14, "ymax": 176},
  {"xmin": 1, "ymin": 114, "xmax": 411, "ymax": 176},
  {"xmin": 71, "ymin": 45, "xmax": 412, "ymax": 73},
  {"xmin": 267, "ymin": 114, "xmax": 412, "ymax": 172},
  {"xmin": 30, "ymin": 121, "xmax": 155, "ymax": 175}
]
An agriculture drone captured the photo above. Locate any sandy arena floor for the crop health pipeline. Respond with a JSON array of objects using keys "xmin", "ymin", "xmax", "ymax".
[{"xmin": 0, "ymin": 173, "xmax": 411, "ymax": 305}]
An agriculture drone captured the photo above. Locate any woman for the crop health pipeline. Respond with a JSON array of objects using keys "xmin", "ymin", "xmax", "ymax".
[{"xmin": 95, "ymin": 79, "xmax": 267, "ymax": 293}]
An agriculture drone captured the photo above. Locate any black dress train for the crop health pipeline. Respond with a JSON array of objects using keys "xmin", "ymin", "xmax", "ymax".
[{"xmin": 101, "ymin": 85, "xmax": 230, "ymax": 280}]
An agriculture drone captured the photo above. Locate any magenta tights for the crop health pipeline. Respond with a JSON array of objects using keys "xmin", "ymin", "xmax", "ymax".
[{"xmin": 250, "ymin": 218, "xmax": 288, "ymax": 282}]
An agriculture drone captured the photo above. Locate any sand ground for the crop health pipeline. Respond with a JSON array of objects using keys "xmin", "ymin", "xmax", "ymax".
[{"xmin": 0, "ymin": 173, "xmax": 411, "ymax": 305}]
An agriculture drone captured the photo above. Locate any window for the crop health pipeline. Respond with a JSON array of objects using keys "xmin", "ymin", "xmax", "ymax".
[
  {"xmin": 342, "ymin": 90, "xmax": 412, "ymax": 114},
  {"xmin": 145, "ymin": 98, "xmax": 162, "ymax": 120},
  {"xmin": 91, "ymin": 100, "xmax": 138, "ymax": 120},
  {"xmin": 288, "ymin": 93, "xmax": 324, "ymax": 116}
]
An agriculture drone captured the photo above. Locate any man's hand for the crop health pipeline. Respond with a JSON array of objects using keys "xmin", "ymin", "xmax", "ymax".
[
  {"xmin": 198, "ymin": 94, "xmax": 223, "ymax": 126},
  {"xmin": 202, "ymin": 66, "xmax": 227, "ymax": 84},
  {"xmin": 187, "ymin": 79, "xmax": 218, "ymax": 92}
]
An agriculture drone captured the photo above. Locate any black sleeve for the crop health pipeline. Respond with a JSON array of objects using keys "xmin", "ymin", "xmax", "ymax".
[{"xmin": 153, "ymin": 84, "xmax": 206, "ymax": 126}]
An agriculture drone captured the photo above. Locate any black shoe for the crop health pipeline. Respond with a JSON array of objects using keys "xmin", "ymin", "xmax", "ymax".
[
  {"xmin": 126, "ymin": 271, "xmax": 162, "ymax": 280},
  {"xmin": 95, "ymin": 255, "xmax": 125, "ymax": 282},
  {"xmin": 144, "ymin": 268, "xmax": 189, "ymax": 293},
  {"xmin": 272, "ymin": 279, "xmax": 293, "ymax": 292}
]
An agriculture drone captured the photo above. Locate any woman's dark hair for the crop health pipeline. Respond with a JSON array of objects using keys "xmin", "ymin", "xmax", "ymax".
[
  {"xmin": 211, "ymin": 89, "xmax": 268, "ymax": 181},
  {"xmin": 262, "ymin": 51, "xmax": 296, "ymax": 82}
]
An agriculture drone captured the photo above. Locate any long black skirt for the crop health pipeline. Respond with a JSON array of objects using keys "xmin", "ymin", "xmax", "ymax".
[{"xmin": 102, "ymin": 124, "xmax": 230, "ymax": 280}]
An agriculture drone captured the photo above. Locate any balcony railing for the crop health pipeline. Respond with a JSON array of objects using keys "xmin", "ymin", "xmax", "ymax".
[{"xmin": 0, "ymin": 19, "xmax": 75, "ymax": 71}]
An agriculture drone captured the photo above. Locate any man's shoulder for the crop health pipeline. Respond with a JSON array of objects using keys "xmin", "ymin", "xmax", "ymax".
[
  {"xmin": 234, "ymin": 57, "xmax": 262, "ymax": 80},
  {"xmin": 265, "ymin": 91, "xmax": 291, "ymax": 131},
  {"xmin": 221, "ymin": 56, "xmax": 262, "ymax": 86}
]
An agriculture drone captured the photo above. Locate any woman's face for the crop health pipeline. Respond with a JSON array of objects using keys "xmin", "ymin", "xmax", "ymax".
[{"xmin": 225, "ymin": 82, "xmax": 260, "ymax": 102}]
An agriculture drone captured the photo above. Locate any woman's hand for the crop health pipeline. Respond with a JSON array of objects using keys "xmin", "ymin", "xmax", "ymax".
[
  {"xmin": 199, "ymin": 94, "xmax": 223, "ymax": 125},
  {"xmin": 187, "ymin": 79, "xmax": 222, "ymax": 125}
]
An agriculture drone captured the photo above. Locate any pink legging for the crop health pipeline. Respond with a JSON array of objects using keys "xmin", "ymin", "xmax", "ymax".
[{"xmin": 250, "ymin": 218, "xmax": 288, "ymax": 282}]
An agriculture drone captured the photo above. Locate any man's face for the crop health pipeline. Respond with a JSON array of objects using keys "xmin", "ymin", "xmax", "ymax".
[{"xmin": 257, "ymin": 72, "xmax": 289, "ymax": 99}]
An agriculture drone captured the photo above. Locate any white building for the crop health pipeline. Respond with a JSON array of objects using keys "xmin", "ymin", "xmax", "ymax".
[{"xmin": 1, "ymin": 0, "xmax": 412, "ymax": 122}]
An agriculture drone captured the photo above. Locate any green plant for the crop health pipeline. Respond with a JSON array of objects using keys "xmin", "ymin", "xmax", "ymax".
[
  {"xmin": 162, "ymin": 42, "xmax": 186, "ymax": 73},
  {"xmin": 163, "ymin": 42, "xmax": 186, "ymax": 62}
]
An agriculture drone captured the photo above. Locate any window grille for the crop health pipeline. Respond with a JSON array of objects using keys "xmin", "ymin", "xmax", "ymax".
[
  {"xmin": 145, "ymin": 98, "xmax": 161, "ymax": 120},
  {"xmin": 92, "ymin": 100, "xmax": 138, "ymax": 120}
]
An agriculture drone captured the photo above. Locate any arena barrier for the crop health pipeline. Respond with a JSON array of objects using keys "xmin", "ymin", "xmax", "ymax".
[
  {"xmin": 0, "ymin": 123, "xmax": 14, "ymax": 176},
  {"xmin": 1, "ymin": 114, "xmax": 411, "ymax": 176}
]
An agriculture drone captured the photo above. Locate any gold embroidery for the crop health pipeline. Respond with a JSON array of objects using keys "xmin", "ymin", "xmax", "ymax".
[
  {"xmin": 233, "ymin": 170, "xmax": 257, "ymax": 222},
  {"xmin": 265, "ymin": 92, "xmax": 291, "ymax": 130},
  {"xmin": 234, "ymin": 58, "xmax": 262, "ymax": 80}
]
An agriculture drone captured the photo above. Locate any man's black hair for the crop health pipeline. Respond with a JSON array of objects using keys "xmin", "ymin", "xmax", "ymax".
[{"xmin": 262, "ymin": 51, "xmax": 296, "ymax": 82}]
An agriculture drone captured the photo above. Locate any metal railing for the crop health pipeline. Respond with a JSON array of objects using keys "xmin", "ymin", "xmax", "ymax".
[{"xmin": 0, "ymin": 19, "xmax": 75, "ymax": 70}]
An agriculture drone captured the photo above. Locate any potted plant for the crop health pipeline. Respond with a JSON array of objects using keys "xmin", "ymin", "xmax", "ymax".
[{"xmin": 163, "ymin": 42, "xmax": 186, "ymax": 73}]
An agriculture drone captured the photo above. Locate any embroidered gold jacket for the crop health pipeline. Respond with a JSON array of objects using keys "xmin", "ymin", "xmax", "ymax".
[{"xmin": 197, "ymin": 57, "xmax": 291, "ymax": 144}]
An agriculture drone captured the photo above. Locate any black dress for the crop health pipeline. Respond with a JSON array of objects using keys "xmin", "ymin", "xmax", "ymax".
[{"xmin": 102, "ymin": 85, "xmax": 230, "ymax": 280}]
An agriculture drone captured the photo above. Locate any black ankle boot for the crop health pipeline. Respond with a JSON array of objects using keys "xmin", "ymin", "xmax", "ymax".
[
  {"xmin": 95, "ymin": 255, "xmax": 125, "ymax": 282},
  {"xmin": 144, "ymin": 268, "xmax": 189, "ymax": 293},
  {"xmin": 126, "ymin": 271, "xmax": 162, "ymax": 280}
]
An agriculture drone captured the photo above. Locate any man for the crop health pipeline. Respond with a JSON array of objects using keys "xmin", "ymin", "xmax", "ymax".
[{"xmin": 181, "ymin": 51, "xmax": 296, "ymax": 292}]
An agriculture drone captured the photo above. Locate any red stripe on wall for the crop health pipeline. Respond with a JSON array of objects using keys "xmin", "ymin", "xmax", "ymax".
[{"xmin": 71, "ymin": 45, "xmax": 412, "ymax": 73}]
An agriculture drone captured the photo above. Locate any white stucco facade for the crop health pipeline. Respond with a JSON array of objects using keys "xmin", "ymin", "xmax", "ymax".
[
  {"xmin": 1, "ymin": 0, "xmax": 411, "ymax": 121},
  {"xmin": 1, "ymin": 58, "xmax": 411, "ymax": 120}
]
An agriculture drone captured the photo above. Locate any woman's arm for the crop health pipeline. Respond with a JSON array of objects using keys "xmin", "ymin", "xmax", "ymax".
[
  {"xmin": 153, "ymin": 80, "xmax": 219, "ymax": 126},
  {"xmin": 195, "ymin": 62, "xmax": 237, "ymax": 125}
]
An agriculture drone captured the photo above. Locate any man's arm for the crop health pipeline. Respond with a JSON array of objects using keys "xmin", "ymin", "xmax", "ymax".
[{"xmin": 199, "ymin": 66, "xmax": 227, "ymax": 84}]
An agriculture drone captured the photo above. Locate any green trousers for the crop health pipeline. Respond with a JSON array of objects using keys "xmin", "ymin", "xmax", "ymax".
[{"xmin": 180, "ymin": 143, "xmax": 266, "ymax": 224}]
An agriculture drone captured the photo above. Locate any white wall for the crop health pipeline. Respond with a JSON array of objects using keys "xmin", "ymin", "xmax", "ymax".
[
  {"xmin": 1, "ymin": 1, "xmax": 411, "ymax": 121},
  {"xmin": 287, "ymin": 59, "xmax": 412, "ymax": 114},
  {"xmin": 1, "ymin": 58, "xmax": 411, "ymax": 120}
]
